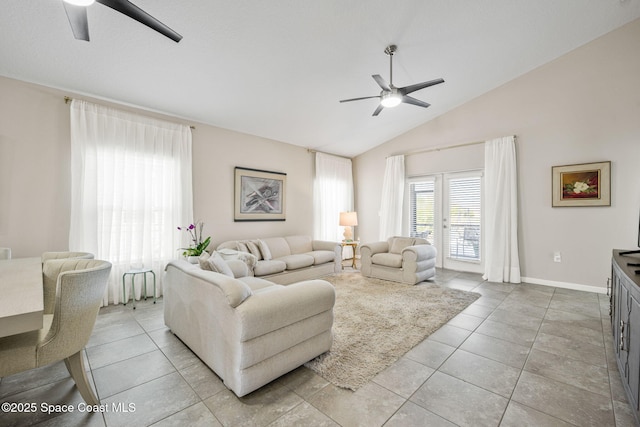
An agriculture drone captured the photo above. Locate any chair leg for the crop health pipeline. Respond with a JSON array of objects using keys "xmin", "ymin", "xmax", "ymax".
[{"xmin": 64, "ymin": 351, "xmax": 99, "ymax": 406}]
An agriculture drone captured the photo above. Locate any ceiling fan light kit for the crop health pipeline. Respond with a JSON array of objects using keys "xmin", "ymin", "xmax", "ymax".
[
  {"xmin": 340, "ymin": 44, "xmax": 444, "ymax": 116},
  {"xmin": 63, "ymin": 0, "xmax": 95, "ymax": 6}
]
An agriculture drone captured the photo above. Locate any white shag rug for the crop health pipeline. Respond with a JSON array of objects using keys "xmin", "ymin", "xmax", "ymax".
[{"xmin": 304, "ymin": 272, "xmax": 480, "ymax": 391}]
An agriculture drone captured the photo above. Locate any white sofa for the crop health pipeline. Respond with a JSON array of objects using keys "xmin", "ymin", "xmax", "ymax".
[
  {"xmin": 360, "ymin": 236, "xmax": 437, "ymax": 285},
  {"xmin": 163, "ymin": 259, "xmax": 335, "ymax": 397},
  {"xmin": 216, "ymin": 235, "xmax": 341, "ymax": 285}
]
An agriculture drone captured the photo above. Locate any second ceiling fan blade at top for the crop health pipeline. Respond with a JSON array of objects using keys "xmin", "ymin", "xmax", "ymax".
[
  {"xmin": 62, "ymin": 0, "xmax": 182, "ymax": 42},
  {"xmin": 96, "ymin": 0, "xmax": 182, "ymax": 42}
]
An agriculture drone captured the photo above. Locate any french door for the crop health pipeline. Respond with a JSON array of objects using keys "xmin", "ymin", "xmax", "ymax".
[{"xmin": 407, "ymin": 170, "xmax": 483, "ymax": 273}]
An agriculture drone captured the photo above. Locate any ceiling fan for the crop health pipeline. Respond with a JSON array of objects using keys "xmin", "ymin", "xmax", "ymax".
[
  {"xmin": 61, "ymin": 0, "xmax": 182, "ymax": 43},
  {"xmin": 340, "ymin": 45, "xmax": 444, "ymax": 116}
]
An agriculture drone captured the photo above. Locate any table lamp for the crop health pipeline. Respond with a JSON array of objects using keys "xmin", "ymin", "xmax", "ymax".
[{"xmin": 339, "ymin": 211, "xmax": 358, "ymax": 242}]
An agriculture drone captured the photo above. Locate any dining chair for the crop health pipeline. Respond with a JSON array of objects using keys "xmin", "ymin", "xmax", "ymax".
[
  {"xmin": 41, "ymin": 251, "xmax": 94, "ymax": 262},
  {"xmin": 41, "ymin": 251, "xmax": 94, "ymax": 314},
  {"xmin": 0, "ymin": 247, "xmax": 11, "ymax": 260},
  {"xmin": 0, "ymin": 259, "xmax": 112, "ymax": 405}
]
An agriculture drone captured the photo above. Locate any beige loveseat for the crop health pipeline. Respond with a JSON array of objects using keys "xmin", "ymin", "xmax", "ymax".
[
  {"xmin": 163, "ymin": 259, "xmax": 335, "ymax": 397},
  {"xmin": 360, "ymin": 236, "xmax": 437, "ymax": 285},
  {"xmin": 216, "ymin": 235, "xmax": 341, "ymax": 285}
]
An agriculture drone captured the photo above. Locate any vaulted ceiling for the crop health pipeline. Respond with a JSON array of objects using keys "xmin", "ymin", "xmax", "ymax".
[{"xmin": 1, "ymin": 1, "xmax": 639, "ymax": 157}]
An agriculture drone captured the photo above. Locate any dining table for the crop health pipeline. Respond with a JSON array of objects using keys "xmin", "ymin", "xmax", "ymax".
[{"xmin": 0, "ymin": 257, "xmax": 43, "ymax": 338}]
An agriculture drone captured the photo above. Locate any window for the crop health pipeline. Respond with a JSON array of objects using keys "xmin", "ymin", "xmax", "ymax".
[
  {"xmin": 447, "ymin": 176, "xmax": 481, "ymax": 261},
  {"xmin": 409, "ymin": 180, "xmax": 435, "ymax": 240}
]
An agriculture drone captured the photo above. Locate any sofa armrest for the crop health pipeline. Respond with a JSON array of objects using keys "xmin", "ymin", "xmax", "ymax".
[
  {"xmin": 312, "ymin": 240, "xmax": 340, "ymax": 252},
  {"xmin": 402, "ymin": 244, "xmax": 437, "ymax": 263},
  {"xmin": 235, "ymin": 280, "xmax": 335, "ymax": 341}
]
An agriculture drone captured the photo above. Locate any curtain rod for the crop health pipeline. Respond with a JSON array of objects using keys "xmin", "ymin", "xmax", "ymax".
[
  {"xmin": 306, "ymin": 148, "xmax": 352, "ymax": 160},
  {"xmin": 63, "ymin": 96, "xmax": 196, "ymax": 130},
  {"xmin": 389, "ymin": 135, "xmax": 517, "ymax": 158}
]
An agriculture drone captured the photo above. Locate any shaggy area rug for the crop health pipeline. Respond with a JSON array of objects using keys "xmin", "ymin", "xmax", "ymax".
[{"xmin": 304, "ymin": 272, "xmax": 480, "ymax": 391}]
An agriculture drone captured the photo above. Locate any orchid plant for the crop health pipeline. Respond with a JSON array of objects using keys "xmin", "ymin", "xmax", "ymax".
[{"xmin": 178, "ymin": 221, "xmax": 211, "ymax": 257}]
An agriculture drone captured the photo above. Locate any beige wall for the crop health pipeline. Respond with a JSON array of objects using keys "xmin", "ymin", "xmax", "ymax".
[
  {"xmin": 354, "ymin": 19, "xmax": 640, "ymax": 289},
  {"xmin": 0, "ymin": 77, "xmax": 314, "ymax": 258}
]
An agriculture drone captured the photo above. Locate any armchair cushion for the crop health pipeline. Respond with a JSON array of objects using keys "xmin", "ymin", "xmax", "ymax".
[
  {"xmin": 390, "ymin": 237, "xmax": 414, "ymax": 254},
  {"xmin": 371, "ymin": 253, "xmax": 403, "ymax": 268}
]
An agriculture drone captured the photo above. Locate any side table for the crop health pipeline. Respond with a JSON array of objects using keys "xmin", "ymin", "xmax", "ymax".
[
  {"xmin": 122, "ymin": 268, "xmax": 156, "ymax": 309},
  {"xmin": 340, "ymin": 241, "xmax": 359, "ymax": 269}
]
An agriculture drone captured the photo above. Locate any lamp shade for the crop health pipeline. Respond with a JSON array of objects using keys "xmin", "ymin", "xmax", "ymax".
[{"xmin": 339, "ymin": 211, "xmax": 358, "ymax": 226}]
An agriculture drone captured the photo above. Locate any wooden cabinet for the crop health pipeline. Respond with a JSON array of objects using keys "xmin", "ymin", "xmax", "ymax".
[{"xmin": 612, "ymin": 250, "xmax": 640, "ymax": 424}]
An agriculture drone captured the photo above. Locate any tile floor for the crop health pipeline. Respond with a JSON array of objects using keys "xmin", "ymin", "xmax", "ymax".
[{"xmin": 1, "ymin": 269, "xmax": 638, "ymax": 426}]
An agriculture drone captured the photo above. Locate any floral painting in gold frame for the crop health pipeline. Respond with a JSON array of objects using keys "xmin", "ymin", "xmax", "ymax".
[{"xmin": 552, "ymin": 161, "xmax": 610, "ymax": 207}]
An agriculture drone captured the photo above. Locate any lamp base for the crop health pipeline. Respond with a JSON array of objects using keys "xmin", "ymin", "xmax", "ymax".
[{"xmin": 343, "ymin": 226, "xmax": 353, "ymax": 242}]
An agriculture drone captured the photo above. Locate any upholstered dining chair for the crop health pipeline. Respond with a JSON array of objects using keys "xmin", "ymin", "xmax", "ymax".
[
  {"xmin": 0, "ymin": 247, "xmax": 11, "ymax": 260},
  {"xmin": 41, "ymin": 251, "xmax": 94, "ymax": 314},
  {"xmin": 0, "ymin": 259, "xmax": 112, "ymax": 405}
]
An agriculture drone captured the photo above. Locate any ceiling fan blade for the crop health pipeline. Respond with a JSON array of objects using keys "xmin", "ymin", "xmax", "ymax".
[
  {"xmin": 96, "ymin": 0, "xmax": 182, "ymax": 42},
  {"xmin": 372, "ymin": 74, "xmax": 391, "ymax": 91},
  {"xmin": 62, "ymin": 2, "xmax": 90, "ymax": 41},
  {"xmin": 372, "ymin": 104, "xmax": 384, "ymax": 116},
  {"xmin": 399, "ymin": 78, "xmax": 444, "ymax": 95},
  {"xmin": 402, "ymin": 96, "xmax": 430, "ymax": 108},
  {"xmin": 339, "ymin": 95, "xmax": 380, "ymax": 103}
]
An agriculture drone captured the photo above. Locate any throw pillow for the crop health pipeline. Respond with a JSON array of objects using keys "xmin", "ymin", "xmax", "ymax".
[
  {"xmin": 257, "ymin": 239, "xmax": 272, "ymax": 261},
  {"xmin": 237, "ymin": 241, "xmax": 249, "ymax": 253},
  {"xmin": 246, "ymin": 241, "xmax": 263, "ymax": 260},
  {"xmin": 390, "ymin": 237, "xmax": 415, "ymax": 254},
  {"xmin": 198, "ymin": 252, "xmax": 212, "ymax": 270},
  {"xmin": 236, "ymin": 252, "xmax": 258, "ymax": 270},
  {"xmin": 207, "ymin": 251, "xmax": 234, "ymax": 277}
]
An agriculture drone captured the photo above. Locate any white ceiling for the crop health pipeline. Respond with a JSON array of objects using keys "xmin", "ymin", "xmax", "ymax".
[{"xmin": 1, "ymin": 1, "xmax": 639, "ymax": 157}]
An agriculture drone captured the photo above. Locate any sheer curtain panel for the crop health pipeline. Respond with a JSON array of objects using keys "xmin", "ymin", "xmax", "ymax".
[
  {"xmin": 313, "ymin": 153, "xmax": 354, "ymax": 254},
  {"xmin": 379, "ymin": 155, "xmax": 405, "ymax": 240},
  {"xmin": 69, "ymin": 100, "xmax": 193, "ymax": 305},
  {"xmin": 483, "ymin": 136, "xmax": 521, "ymax": 283}
]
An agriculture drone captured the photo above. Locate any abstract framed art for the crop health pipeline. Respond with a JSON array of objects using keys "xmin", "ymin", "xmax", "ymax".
[
  {"xmin": 552, "ymin": 161, "xmax": 611, "ymax": 207},
  {"xmin": 234, "ymin": 167, "xmax": 286, "ymax": 221}
]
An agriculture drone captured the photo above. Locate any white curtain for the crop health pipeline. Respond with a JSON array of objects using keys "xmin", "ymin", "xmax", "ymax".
[
  {"xmin": 313, "ymin": 153, "xmax": 354, "ymax": 254},
  {"xmin": 69, "ymin": 100, "xmax": 193, "ymax": 305},
  {"xmin": 379, "ymin": 155, "xmax": 405, "ymax": 240},
  {"xmin": 483, "ymin": 136, "xmax": 521, "ymax": 283}
]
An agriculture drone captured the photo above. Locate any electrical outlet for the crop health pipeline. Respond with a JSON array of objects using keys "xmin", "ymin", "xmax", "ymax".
[{"xmin": 553, "ymin": 251, "xmax": 562, "ymax": 263}]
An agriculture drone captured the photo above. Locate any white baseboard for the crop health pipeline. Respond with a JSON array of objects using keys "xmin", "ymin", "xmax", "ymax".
[{"xmin": 520, "ymin": 276, "xmax": 608, "ymax": 295}]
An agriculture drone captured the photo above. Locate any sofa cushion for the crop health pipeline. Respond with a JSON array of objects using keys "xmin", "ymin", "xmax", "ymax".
[
  {"xmin": 254, "ymin": 260, "xmax": 287, "ymax": 276},
  {"xmin": 306, "ymin": 250, "xmax": 335, "ymax": 265},
  {"xmin": 390, "ymin": 237, "xmax": 414, "ymax": 254},
  {"xmin": 285, "ymin": 236, "xmax": 313, "ymax": 254},
  {"xmin": 277, "ymin": 254, "xmax": 315, "ymax": 270},
  {"xmin": 262, "ymin": 237, "xmax": 291, "ymax": 259},
  {"xmin": 371, "ymin": 252, "xmax": 403, "ymax": 268}
]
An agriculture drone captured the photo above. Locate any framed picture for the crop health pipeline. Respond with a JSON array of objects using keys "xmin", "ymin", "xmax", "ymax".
[
  {"xmin": 234, "ymin": 167, "xmax": 286, "ymax": 221},
  {"xmin": 552, "ymin": 161, "xmax": 611, "ymax": 207}
]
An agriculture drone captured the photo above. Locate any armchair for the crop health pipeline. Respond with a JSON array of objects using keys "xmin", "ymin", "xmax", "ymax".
[{"xmin": 360, "ymin": 236, "xmax": 437, "ymax": 285}]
